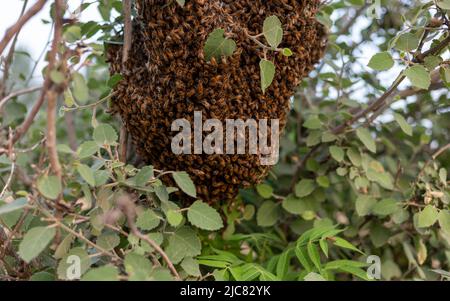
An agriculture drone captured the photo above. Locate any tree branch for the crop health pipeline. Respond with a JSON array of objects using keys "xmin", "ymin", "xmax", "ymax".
[{"xmin": 0, "ymin": 0, "xmax": 47, "ymax": 55}]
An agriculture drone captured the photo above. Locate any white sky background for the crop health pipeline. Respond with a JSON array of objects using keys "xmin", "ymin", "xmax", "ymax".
[{"xmin": 0, "ymin": 0, "xmax": 101, "ymax": 83}]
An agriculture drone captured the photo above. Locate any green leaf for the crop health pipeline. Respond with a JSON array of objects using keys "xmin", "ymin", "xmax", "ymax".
[
  {"xmin": 188, "ymin": 200, "xmax": 223, "ymax": 231},
  {"xmin": 72, "ymin": 72, "xmax": 89, "ymax": 103},
  {"xmin": 136, "ymin": 209, "xmax": 160, "ymax": 231},
  {"xmin": 295, "ymin": 245, "xmax": 313, "ymax": 272},
  {"xmin": 256, "ymin": 183, "xmax": 273, "ymax": 198},
  {"xmin": 181, "ymin": 257, "xmax": 201, "ymax": 277},
  {"xmin": 18, "ymin": 226, "xmax": 56, "ymax": 263},
  {"xmin": 257, "ymin": 201, "xmax": 280, "ymax": 227},
  {"xmin": 438, "ymin": 210, "xmax": 450, "ymax": 234},
  {"xmin": 417, "ymin": 205, "xmax": 439, "ymax": 228},
  {"xmin": 368, "ymin": 52, "xmax": 394, "ymax": 71},
  {"xmin": 204, "ymin": 28, "xmax": 236, "ymax": 61},
  {"xmin": 263, "ymin": 15, "xmax": 283, "ymax": 48},
  {"xmin": 166, "ymin": 227, "xmax": 202, "ymax": 264},
  {"xmin": 307, "ymin": 241, "xmax": 321, "ymax": 271},
  {"xmin": 282, "ymin": 195, "xmax": 308, "ymax": 215},
  {"xmin": 316, "ymin": 176, "xmax": 330, "ymax": 188},
  {"xmin": 93, "ymin": 124, "xmax": 118, "ymax": 146},
  {"xmin": 355, "ymin": 195, "xmax": 377, "ymax": 216},
  {"xmin": 356, "ymin": 128, "xmax": 376, "ymax": 153},
  {"xmin": 333, "ymin": 237, "xmax": 364, "ymax": 254},
  {"xmin": 295, "ymin": 179, "xmax": 316, "ymax": 198},
  {"xmin": 329, "ymin": 146, "xmax": 345, "ymax": 162},
  {"xmin": 393, "ymin": 113, "xmax": 413, "ymax": 136},
  {"xmin": 394, "ymin": 32, "xmax": 419, "ymax": 52},
  {"xmin": 37, "ymin": 175, "xmax": 62, "ymax": 200},
  {"xmin": 0, "ymin": 198, "xmax": 28, "ymax": 216},
  {"xmin": 133, "ymin": 166, "xmax": 154, "ymax": 187},
  {"xmin": 77, "ymin": 164, "xmax": 96, "ymax": 186},
  {"xmin": 173, "ymin": 171, "xmax": 196, "ymax": 198},
  {"xmin": 372, "ymin": 198, "xmax": 400, "ymax": 216},
  {"xmin": 124, "ymin": 252, "xmax": 152, "ymax": 281},
  {"xmin": 260, "ymin": 59, "xmax": 276, "ymax": 94},
  {"xmin": 404, "ymin": 65, "xmax": 431, "ymax": 90},
  {"xmin": 82, "ymin": 265, "xmax": 119, "ymax": 281},
  {"xmin": 77, "ymin": 141, "xmax": 99, "ymax": 159},
  {"xmin": 167, "ymin": 209, "xmax": 183, "ymax": 227},
  {"xmin": 96, "ymin": 232, "xmax": 120, "ymax": 251},
  {"xmin": 304, "ymin": 116, "xmax": 322, "ymax": 129},
  {"xmin": 347, "ymin": 148, "xmax": 362, "ymax": 166}
]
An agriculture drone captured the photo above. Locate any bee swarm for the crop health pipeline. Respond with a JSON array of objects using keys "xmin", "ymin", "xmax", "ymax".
[{"xmin": 107, "ymin": 0, "xmax": 327, "ymax": 203}]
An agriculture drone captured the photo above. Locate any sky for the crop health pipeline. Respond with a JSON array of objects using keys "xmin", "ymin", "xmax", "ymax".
[{"xmin": 0, "ymin": 0, "xmax": 101, "ymax": 83}]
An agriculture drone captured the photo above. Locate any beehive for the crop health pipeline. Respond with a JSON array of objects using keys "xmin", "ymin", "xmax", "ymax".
[{"xmin": 107, "ymin": 0, "xmax": 327, "ymax": 202}]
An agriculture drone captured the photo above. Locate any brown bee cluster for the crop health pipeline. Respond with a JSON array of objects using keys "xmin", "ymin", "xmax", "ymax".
[{"xmin": 107, "ymin": 0, "xmax": 327, "ymax": 203}]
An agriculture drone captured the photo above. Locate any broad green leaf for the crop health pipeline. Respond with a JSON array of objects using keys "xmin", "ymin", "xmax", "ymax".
[
  {"xmin": 438, "ymin": 210, "xmax": 450, "ymax": 234},
  {"xmin": 256, "ymin": 183, "xmax": 273, "ymax": 198},
  {"xmin": 77, "ymin": 164, "xmax": 96, "ymax": 186},
  {"xmin": 355, "ymin": 195, "xmax": 377, "ymax": 216},
  {"xmin": 133, "ymin": 166, "xmax": 154, "ymax": 187},
  {"xmin": 166, "ymin": 227, "xmax": 201, "ymax": 264},
  {"xmin": 257, "ymin": 201, "xmax": 280, "ymax": 227},
  {"xmin": 295, "ymin": 179, "xmax": 316, "ymax": 198},
  {"xmin": 37, "ymin": 175, "xmax": 62, "ymax": 200},
  {"xmin": 82, "ymin": 265, "xmax": 119, "ymax": 281},
  {"xmin": 176, "ymin": 0, "xmax": 185, "ymax": 7},
  {"xmin": 167, "ymin": 209, "xmax": 183, "ymax": 227},
  {"xmin": 181, "ymin": 257, "xmax": 201, "ymax": 277},
  {"xmin": 329, "ymin": 146, "xmax": 344, "ymax": 162},
  {"xmin": 77, "ymin": 141, "xmax": 99, "ymax": 159},
  {"xmin": 394, "ymin": 32, "xmax": 419, "ymax": 52},
  {"xmin": 372, "ymin": 198, "xmax": 400, "ymax": 216},
  {"xmin": 124, "ymin": 252, "xmax": 152, "ymax": 281},
  {"xmin": 368, "ymin": 52, "xmax": 394, "ymax": 71},
  {"xmin": 263, "ymin": 15, "xmax": 283, "ymax": 48},
  {"xmin": 404, "ymin": 65, "xmax": 431, "ymax": 90},
  {"xmin": 417, "ymin": 205, "xmax": 439, "ymax": 228},
  {"xmin": 356, "ymin": 128, "xmax": 376, "ymax": 153},
  {"xmin": 0, "ymin": 198, "xmax": 28, "ymax": 216},
  {"xmin": 136, "ymin": 209, "xmax": 160, "ymax": 231},
  {"xmin": 18, "ymin": 226, "xmax": 56, "ymax": 263},
  {"xmin": 72, "ymin": 72, "xmax": 89, "ymax": 103},
  {"xmin": 282, "ymin": 195, "xmax": 308, "ymax": 215},
  {"xmin": 173, "ymin": 171, "xmax": 196, "ymax": 198},
  {"xmin": 93, "ymin": 124, "xmax": 118, "ymax": 146},
  {"xmin": 187, "ymin": 200, "xmax": 223, "ymax": 231},
  {"xmin": 96, "ymin": 232, "xmax": 120, "ymax": 251},
  {"xmin": 260, "ymin": 59, "xmax": 276, "ymax": 94},
  {"xmin": 204, "ymin": 28, "xmax": 236, "ymax": 61}
]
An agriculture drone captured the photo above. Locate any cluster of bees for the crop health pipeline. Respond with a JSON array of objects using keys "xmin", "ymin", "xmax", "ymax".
[{"xmin": 107, "ymin": 0, "xmax": 327, "ymax": 203}]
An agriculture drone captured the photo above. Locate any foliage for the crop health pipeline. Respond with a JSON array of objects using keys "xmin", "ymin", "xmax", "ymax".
[{"xmin": 0, "ymin": 0, "xmax": 450, "ymax": 281}]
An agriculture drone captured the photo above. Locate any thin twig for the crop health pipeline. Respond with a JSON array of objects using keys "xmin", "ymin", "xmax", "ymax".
[
  {"xmin": 0, "ymin": 0, "xmax": 47, "ymax": 55},
  {"xmin": 0, "ymin": 86, "xmax": 42, "ymax": 112}
]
